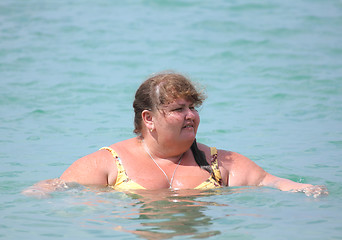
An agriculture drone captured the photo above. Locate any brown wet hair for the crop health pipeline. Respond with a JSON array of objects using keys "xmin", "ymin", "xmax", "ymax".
[
  {"xmin": 133, "ymin": 72, "xmax": 206, "ymax": 135},
  {"xmin": 133, "ymin": 72, "xmax": 213, "ymax": 175}
]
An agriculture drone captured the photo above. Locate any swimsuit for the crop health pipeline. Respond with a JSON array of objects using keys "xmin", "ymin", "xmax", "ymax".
[{"xmin": 100, "ymin": 146, "xmax": 223, "ymax": 190}]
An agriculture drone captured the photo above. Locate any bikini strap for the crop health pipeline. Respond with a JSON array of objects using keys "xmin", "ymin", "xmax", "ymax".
[
  {"xmin": 100, "ymin": 146, "xmax": 117, "ymax": 158},
  {"xmin": 209, "ymin": 147, "xmax": 223, "ymax": 185},
  {"xmin": 99, "ymin": 147, "xmax": 130, "ymax": 185}
]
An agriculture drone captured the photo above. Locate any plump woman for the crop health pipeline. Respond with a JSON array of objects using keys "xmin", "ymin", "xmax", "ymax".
[{"xmin": 24, "ymin": 72, "xmax": 327, "ymax": 197}]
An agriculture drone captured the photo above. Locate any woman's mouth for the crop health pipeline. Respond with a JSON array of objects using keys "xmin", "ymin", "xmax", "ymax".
[{"xmin": 182, "ymin": 123, "xmax": 194, "ymax": 129}]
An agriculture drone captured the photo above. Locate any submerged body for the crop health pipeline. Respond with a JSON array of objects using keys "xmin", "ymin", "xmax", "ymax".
[
  {"xmin": 99, "ymin": 146, "xmax": 222, "ymax": 190},
  {"xmin": 59, "ymin": 136, "xmax": 321, "ymax": 193},
  {"xmin": 23, "ymin": 72, "xmax": 328, "ymax": 197}
]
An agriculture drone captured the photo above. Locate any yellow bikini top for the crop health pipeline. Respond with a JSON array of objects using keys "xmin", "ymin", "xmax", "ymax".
[{"xmin": 100, "ymin": 146, "xmax": 223, "ymax": 190}]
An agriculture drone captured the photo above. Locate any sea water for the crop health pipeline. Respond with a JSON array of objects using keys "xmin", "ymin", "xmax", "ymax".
[{"xmin": 1, "ymin": 0, "xmax": 342, "ymax": 239}]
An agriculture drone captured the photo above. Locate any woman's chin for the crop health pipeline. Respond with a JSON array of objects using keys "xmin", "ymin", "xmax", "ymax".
[{"xmin": 181, "ymin": 129, "xmax": 197, "ymax": 140}]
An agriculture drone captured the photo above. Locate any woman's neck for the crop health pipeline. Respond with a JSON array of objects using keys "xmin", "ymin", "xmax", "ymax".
[{"xmin": 139, "ymin": 137, "xmax": 192, "ymax": 162}]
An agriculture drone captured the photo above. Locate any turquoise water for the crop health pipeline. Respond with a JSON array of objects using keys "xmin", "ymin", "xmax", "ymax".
[{"xmin": 1, "ymin": 0, "xmax": 342, "ymax": 239}]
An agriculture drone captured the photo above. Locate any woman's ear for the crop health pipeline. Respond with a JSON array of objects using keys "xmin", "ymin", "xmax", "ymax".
[{"xmin": 141, "ymin": 110, "xmax": 154, "ymax": 131}]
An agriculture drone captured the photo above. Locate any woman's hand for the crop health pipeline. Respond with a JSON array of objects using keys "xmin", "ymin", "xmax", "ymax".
[
  {"xmin": 291, "ymin": 185, "xmax": 329, "ymax": 198},
  {"xmin": 22, "ymin": 178, "xmax": 70, "ymax": 199},
  {"xmin": 262, "ymin": 174, "xmax": 328, "ymax": 198}
]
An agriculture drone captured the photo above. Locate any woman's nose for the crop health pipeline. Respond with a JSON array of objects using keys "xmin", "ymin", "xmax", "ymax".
[{"xmin": 185, "ymin": 107, "xmax": 196, "ymax": 119}]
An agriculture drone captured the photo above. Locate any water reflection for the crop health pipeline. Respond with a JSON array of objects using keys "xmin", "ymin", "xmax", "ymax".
[
  {"xmin": 51, "ymin": 186, "xmax": 262, "ymax": 238},
  {"xmin": 114, "ymin": 189, "xmax": 229, "ymax": 239}
]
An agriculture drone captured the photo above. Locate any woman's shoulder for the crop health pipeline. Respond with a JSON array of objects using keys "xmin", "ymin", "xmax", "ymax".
[
  {"xmin": 72, "ymin": 139, "xmax": 135, "ymax": 165},
  {"xmin": 196, "ymin": 142, "xmax": 211, "ymax": 156},
  {"xmin": 197, "ymin": 142, "xmax": 234, "ymax": 158},
  {"xmin": 107, "ymin": 137, "xmax": 140, "ymax": 153},
  {"xmin": 197, "ymin": 142, "xmax": 248, "ymax": 169}
]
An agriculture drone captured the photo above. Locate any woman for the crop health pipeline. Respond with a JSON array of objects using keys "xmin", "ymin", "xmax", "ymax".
[{"xmin": 24, "ymin": 72, "xmax": 327, "ymax": 197}]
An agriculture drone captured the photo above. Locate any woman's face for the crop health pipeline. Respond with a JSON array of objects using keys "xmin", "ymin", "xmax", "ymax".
[{"xmin": 152, "ymin": 98, "xmax": 200, "ymax": 146}]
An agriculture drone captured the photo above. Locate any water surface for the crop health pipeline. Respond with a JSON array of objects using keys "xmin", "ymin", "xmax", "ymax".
[{"xmin": 1, "ymin": 0, "xmax": 342, "ymax": 239}]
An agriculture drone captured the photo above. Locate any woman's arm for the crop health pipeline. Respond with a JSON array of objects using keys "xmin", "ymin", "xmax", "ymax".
[
  {"xmin": 22, "ymin": 149, "xmax": 117, "ymax": 198},
  {"xmin": 60, "ymin": 149, "xmax": 117, "ymax": 185},
  {"xmin": 219, "ymin": 150, "xmax": 328, "ymax": 197},
  {"xmin": 22, "ymin": 178, "xmax": 71, "ymax": 198},
  {"xmin": 261, "ymin": 173, "xmax": 328, "ymax": 197}
]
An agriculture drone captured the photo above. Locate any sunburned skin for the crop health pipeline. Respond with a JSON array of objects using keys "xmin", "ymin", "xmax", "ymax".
[{"xmin": 22, "ymin": 72, "xmax": 328, "ymax": 198}]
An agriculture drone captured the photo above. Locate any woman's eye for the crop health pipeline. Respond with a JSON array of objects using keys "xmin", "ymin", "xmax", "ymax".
[{"xmin": 171, "ymin": 106, "xmax": 197, "ymax": 112}]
